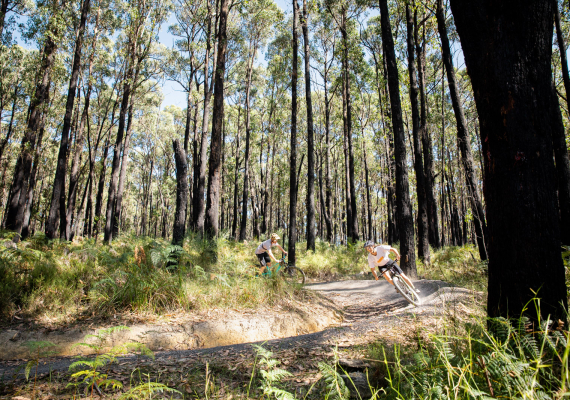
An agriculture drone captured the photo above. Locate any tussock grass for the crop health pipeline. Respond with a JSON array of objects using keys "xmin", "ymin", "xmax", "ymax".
[
  {"xmin": 295, "ymin": 239, "xmax": 366, "ymax": 279},
  {"xmin": 418, "ymin": 244, "xmax": 487, "ymax": 292},
  {"xmin": 0, "ymin": 231, "xmax": 311, "ymax": 324}
]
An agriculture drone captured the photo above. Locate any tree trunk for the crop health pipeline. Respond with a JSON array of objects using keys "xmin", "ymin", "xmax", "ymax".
[
  {"xmin": 450, "ymin": 0, "xmax": 567, "ymax": 321},
  {"xmin": 112, "ymin": 103, "xmax": 134, "ymax": 238},
  {"xmin": 0, "ymin": 84, "xmax": 20, "ymax": 162},
  {"xmin": 204, "ymin": 0, "xmax": 228, "ymax": 238},
  {"xmin": 436, "ymin": 0, "xmax": 488, "ymax": 260},
  {"xmin": 18, "ymin": 119, "xmax": 46, "ymax": 241},
  {"xmin": 194, "ymin": 2, "xmax": 216, "ymax": 235},
  {"xmin": 379, "ymin": 0, "xmax": 416, "ymax": 277},
  {"xmin": 289, "ymin": 0, "xmax": 299, "ymax": 263},
  {"xmin": 5, "ymin": 6, "xmax": 59, "ymax": 232},
  {"xmin": 239, "ymin": 44, "xmax": 257, "ymax": 241},
  {"xmin": 553, "ymin": 7, "xmax": 570, "ymax": 245},
  {"xmin": 415, "ymin": 13, "xmax": 440, "ymax": 249},
  {"xmin": 302, "ymin": 0, "xmax": 316, "ymax": 251},
  {"xmin": 407, "ymin": 5, "xmax": 429, "ymax": 262},
  {"xmin": 172, "ymin": 139, "xmax": 188, "ymax": 245},
  {"xmin": 363, "ymin": 142, "xmax": 372, "ymax": 241},
  {"xmin": 93, "ymin": 134, "xmax": 110, "ymax": 239},
  {"xmin": 340, "ymin": 10, "xmax": 358, "ymax": 242},
  {"xmin": 231, "ymin": 108, "xmax": 241, "ymax": 239},
  {"xmin": 104, "ymin": 64, "xmax": 132, "ymax": 242},
  {"xmin": 45, "ymin": 0, "xmax": 90, "ymax": 240}
]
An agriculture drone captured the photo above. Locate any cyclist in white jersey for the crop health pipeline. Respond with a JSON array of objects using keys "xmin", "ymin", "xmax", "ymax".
[
  {"xmin": 363, "ymin": 240, "xmax": 420, "ymax": 293},
  {"xmin": 255, "ymin": 233, "xmax": 287, "ymax": 275}
]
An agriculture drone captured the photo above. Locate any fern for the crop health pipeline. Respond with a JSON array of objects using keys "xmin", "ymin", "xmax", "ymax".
[
  {"xmin": 318, "ymin": 362, "xmax": 350, "ymax": 400},
  {"xmin": 253, "ymin": 344, "xmax": 295, "ymax": 399}
]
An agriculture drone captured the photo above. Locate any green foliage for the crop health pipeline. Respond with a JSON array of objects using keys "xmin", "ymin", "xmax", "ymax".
[
  {"xmin": 117, "ymin": 380, "xmax": 181, "ymax": 399},
  {"xmin": 23, "ymin": 341, "xmax": 56, "ymax": 381},
  {"xmin": 377, "ymin": 315, "xmax": 570, "ymax": 399},
  {"xmin": 317, "ymin": 361, "xmax": 350, "ymax": 400},
  {"xmin": 0, "ymin": 233, "xmax": 317, "ymax": 322},
  {"xmin": 253, "ymin": 344, "xmax": 295, "ymax": 400},
  {"xmin": 296, "ymin": 239, "xmax": 366, "ymax": 278},
  {"xmin": 418, "ymin": 245, "xmax": 488, "ymax": 292},
  {"xmin": 67, "ymin": 326, "xmax": 157, "ymax": 397}
]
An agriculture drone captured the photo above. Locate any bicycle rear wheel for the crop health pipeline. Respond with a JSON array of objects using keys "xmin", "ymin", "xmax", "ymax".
[
  {"xmin": 279, "ymin": 266, "xmax": 306, "ymax": 285},
  {"xmin": 392, "ymin": 276, "xmax": 420, "ymax": 306}
]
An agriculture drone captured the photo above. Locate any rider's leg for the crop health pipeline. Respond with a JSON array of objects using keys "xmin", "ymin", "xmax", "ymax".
[{"xmin": 399, "ymin": 272, "xmax": 417, "ymax": 289}]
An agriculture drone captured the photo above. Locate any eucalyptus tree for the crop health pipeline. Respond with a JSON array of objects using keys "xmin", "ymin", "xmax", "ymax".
[
  {"xmin": 378, "ymin": 0, "xmax": 416, "ymax": 277},
  {"xmin": 45, "ymin": 0, "xmax": 91, "ymax": 240},
  {"xmin": 312, "ymin": 15, "xmax": 337, "ymax": 243},
  {"xmin": 204, "ymin": 0, "xmax": 231, "ymax": 238},
  {"xmin": 103, "ymin": 0, "xmax": 169, "ymax": 242},
  {"xmin": 450, "ymin": 0, "xmax": 567, "ymax": 321},
  {"xmin": 237, "ymin": 0, "xmax": 282, "ymax": 241},
  {"xmin": 406, "ymin": 4, "xmax": 428, "ymax": 262},
  {"xmin": 290, "ymin": 0, "xmax": 299, "ymax": 262},
  {"xmin": 301, "ymin": 0, "xmax": 316, "ymax": 250},
  {"xmin": 192, "ymin": 0, "xmax": 217, "ymax": 235},
  {"xmin": 435, "ymin": 0, "xmax": 487, "ymax": 260},
  {"xmin": 324, "ymin": 0, "xmax": 365, "ymax": 243},
  {"xmin": 5, "ymin": 0, "xmax": 65, "ymax": 236}
]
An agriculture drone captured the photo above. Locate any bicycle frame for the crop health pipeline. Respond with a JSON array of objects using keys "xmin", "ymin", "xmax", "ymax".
[{"xmin": 261, "ymin": 256, "xmax": 286, "ymax": 278}]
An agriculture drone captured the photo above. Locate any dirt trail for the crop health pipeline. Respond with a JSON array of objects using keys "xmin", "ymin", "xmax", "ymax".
[{"xmin": 0, "ymin": 279, "xmax": 481, "ymax": 383}]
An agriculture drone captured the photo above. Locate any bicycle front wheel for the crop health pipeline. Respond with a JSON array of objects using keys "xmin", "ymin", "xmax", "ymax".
[
  {"xmin": 279, "ymin": 266, "xmax": 306, "ymax": 285},
  {"xmin": 393, "ymin": 276, "xmax": 420, "ymax": 306}
]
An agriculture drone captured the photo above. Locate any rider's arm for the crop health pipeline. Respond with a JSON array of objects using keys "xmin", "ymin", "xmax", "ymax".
[
  {"xmin": 268, "ymin": 249, "xmax": 278, "ymax": 263},
  {"xmin": 390, "ymin": 247, "xmax": 401, "ymax": 260},
  {"xmin": 276, "ymin": 244, "xmax": 287, "ymax": 255}
]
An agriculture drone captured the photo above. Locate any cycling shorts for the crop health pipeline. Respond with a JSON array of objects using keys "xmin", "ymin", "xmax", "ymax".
[
  {"xmin": 257, "ymin": 252, "xmax": 271, "ymax": 267},
  {"xmin": 379, "ymin": 259, "xmax": 403, "ymax": 275}
]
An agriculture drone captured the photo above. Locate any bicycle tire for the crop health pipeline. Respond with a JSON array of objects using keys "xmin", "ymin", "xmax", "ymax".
[
  {"xmin": 279, "ymin": 265, "xmax": 306, "ymax": 285},
  {"xmin": 392, "ymin": 276, "xmax": 420, "ymax": 306}
]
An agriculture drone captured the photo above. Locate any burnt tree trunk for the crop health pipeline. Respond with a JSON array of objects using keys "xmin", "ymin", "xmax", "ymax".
[
  {"xmin": 172, "ymin": 139, "xmax": 188, "ymax": 245},
  {"xmin": 379, "ymin": 0, "xmax": 416, "ymax": 276},
  {"xmin": 407, "ymin": 5, "xmax": 429, "ymax": 262},
  {"xmin": 289, "ymin": 0, "xmax": 299, "ymax": 263},
  {"xmin": 450, "ymin": 0, "xmax": 567, "ymax": 320},
  {"xmin": 553, "ymin": 7, "xmax": 570, "ymax": 245},
  {"xmin": 302, "ymin": 0, "xmax": 316, "ymax": 251}
]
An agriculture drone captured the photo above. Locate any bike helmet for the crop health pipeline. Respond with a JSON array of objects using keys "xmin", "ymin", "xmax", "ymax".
[
  {"xmin": 270, "ymin": 233, "xmax": 280, "ymax": 241},
  {"xmin": 363, "ymin": 240, "xmax": 375, "ymax": 249}
]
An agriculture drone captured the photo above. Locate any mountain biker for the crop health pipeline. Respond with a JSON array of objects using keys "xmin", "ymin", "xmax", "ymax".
[
  {"xmin": 255, "ymin": 233, "xmax": 287, "ymax": 275},
  {"xmin": 364, "ymin": 240, "xmax": 420, "ymax": 293}
]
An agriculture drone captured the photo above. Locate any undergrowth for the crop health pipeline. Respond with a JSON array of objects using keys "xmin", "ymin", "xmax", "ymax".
[
  {"xmin": 0, "ymin": 231, "xmax": 318, "ymax": 324},
  {"xmin": 370, "ymin": 309, "xmax": 570, "ymax": 400},
  {"xmin": 418, "ymin": 245, "xmax": 488, "ymax": 292}
]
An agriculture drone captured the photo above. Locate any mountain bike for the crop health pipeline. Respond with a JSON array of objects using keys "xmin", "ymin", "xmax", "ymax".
[
  {"xmin": 262, "ymin": 256, "xmax": 306, "ymax": 285},
  {"xmin": 384, "ymin": 263, "xmax": 421, "ymax": 306}
]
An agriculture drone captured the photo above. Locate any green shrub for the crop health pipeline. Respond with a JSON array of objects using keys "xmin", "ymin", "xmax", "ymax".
[{"xmin": 376, "ymin": 313, "xmax": 570, "ymax": 399}]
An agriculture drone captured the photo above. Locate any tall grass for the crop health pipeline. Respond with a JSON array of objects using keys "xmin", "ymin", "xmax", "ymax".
[
  {"xmin": 418, "ymin": 245, "xmax": 488, "ymax": 292},
  {"xmin": 0, "ymin": 232, "xmax": 312, "ymax": 324}
]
